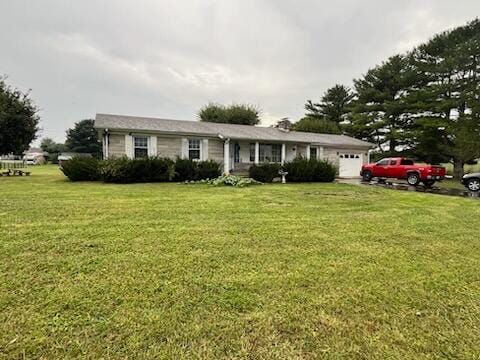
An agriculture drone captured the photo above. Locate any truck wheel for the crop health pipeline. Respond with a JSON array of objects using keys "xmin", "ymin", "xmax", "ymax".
[
  {"xmin": 407, "ymin": 173, "xmax": 420, "ymax": 186},
  {"xmin": 466, "ymin": 178, "xmax": 480, "ymax": 192},
  {"xmin": 423, "ymin": 180, "xmax": 435, "ymax": 187},
  {"xmin": 362, "ymin": 171, "xmax": 373, "ymax": 182}
]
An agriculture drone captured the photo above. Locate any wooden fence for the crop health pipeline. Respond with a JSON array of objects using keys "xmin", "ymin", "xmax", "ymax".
[{"xmin": 0, "ymin": 161, "xmax": 28, "ymax": 170}]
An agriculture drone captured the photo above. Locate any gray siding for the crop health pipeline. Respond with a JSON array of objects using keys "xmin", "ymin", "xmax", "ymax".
[
  {"xmin": 297, "ymin": 145, "xmax": 307, "ymax": 157},
  {"xmin": 108, "ymin": 134, "xmax": 125, "ymax": 158},
  {"xmin": 104, "ymin": 132, "xmax": 368, "ymax": 169},
  {"xmin": 157, "ymin": 136, "xmax": 182, "ymax": 159},
  {"xmin": 322, "ymin": 147, "xmax": 340, "ymax": 165},
  {"xmin": 208, "ymin": 139, "xmax": 224, "ymax": 164}
]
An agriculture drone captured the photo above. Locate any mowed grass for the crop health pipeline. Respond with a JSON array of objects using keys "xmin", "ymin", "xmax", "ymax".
[{"xmin": 1, "ymin": 166, "xmax": 480, "ymax": 359}]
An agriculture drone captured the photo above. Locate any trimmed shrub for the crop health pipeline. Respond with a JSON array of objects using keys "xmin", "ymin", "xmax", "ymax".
[
  {"xmin": 283, "ymin": 158, "xmax": 336, "ymax": 182},
  {"xmin": 61, "ymin": 156, "xmax": 100, "ymax": 181},
  {"xmin": 101, "ymin": 157, "xmax": 174, "ymax": 183},
  {"xmin": 174, "ymin": 158, "xmax": 198, "ymax": 181},
  {"xmin": 197, "ymin": 160, "xmax": 221, "ymax": 180},
  {"xmin": 249, "ymin": 163, "xmax": 281, "ymax": 183},
  {"xmin": 173, "ymin": 159, "xmax": 221, "ymax": 181}
]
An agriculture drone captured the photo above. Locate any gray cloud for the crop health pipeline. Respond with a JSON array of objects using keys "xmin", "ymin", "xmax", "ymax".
[{"xmin": 1, "ymin": 0, "xmax": 479, "ymax": 143}]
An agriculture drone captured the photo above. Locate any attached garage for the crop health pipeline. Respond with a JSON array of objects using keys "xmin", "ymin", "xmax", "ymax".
[{"xmin": 338, "ymin": 153, "xmax": 363, "ymax": 178}]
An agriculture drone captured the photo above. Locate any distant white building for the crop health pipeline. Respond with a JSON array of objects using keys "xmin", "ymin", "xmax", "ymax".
[{"xmin": 23, "ymin": 148, "xmax": 47, "ymax": 165}]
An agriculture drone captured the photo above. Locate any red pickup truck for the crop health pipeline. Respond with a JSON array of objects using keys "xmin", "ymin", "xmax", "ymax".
[{"xmin": 361, "ymin": 157, "xmax": 446, "ymax": 186}]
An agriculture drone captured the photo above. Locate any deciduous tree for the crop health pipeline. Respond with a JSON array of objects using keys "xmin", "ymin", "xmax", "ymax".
[
  {"xmin": 198, "ymin": 103, "xmax": 261, "ymax": 125},
  {"xmin": 0, "ymin": 77, "xmax": 39, "ymax": 155}
]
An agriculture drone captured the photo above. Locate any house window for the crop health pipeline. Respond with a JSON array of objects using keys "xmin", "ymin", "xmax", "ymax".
[
  {"xmin": 188, "ymin": 139, "xmax": 201, "ymax": 160},
  {"xmin": 134, "ymin": 136, "xmax": 148, "ymax": 158},
  {"xmin": 271, "ymin": 144, "xmax": 282, "ymax": 162},
  {"xmin": 259, "ymin": 144, "xmax": 282, "ymax": 162},
  {"xmin": 310, "ymin": 147, "xmax": 318, "ymax": 160},
  {"xmin": 250, "ymin": 143, "xmax": 255, "ymax": 162}
]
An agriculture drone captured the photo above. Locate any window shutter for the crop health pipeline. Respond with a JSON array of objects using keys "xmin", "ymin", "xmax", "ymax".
[
  {"xmin": 125, "ymin": 134, "xmax": 133, "ymax": 159},
  {"xmin": 181, "ymin": 138, "xmax": 189, "ymax": 159},
  {"xmin": 202, "ymin": 139, "xmax": 209, "ymax": 161},
  {"xmin": 149, "ymin": 136, "xmax": 157, "ymax": 157}
]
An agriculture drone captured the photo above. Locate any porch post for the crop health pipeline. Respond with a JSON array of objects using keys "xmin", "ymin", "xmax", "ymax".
[
  {"xmin": 306, "ymin": 145, "xmax": 311, "ymax": 160},
  {"xmin": 105, "ymin": 133, "xmax": 109, "ymax": 159},
  {"xmin": 224, "ymin": 139, "xmax": 230, "ymax": 175},
  {"xmin": 254, "ymin": 142, "xmax": 259, "ymax": 164},
  {"xmin": 281, "ymin": 143, "xmax": 286, "ymax": 165},
  {"xmin": 319, "ymin": 146, "xmax": 324, "ymax": 160}
]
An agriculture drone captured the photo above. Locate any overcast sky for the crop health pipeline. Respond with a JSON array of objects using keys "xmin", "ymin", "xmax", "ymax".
[{"xmin": 1, "ymin": 1, "xmax": 479, "ymax": 143}]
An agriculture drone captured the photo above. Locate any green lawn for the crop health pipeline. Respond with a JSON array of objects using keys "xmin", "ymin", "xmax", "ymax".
[{"xmin": 1, "ymin": 166, "xmax": 480, "ymax": 359}]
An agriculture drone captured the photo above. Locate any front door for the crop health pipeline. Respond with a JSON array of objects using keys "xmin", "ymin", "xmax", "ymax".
[{"xmin": 234, "ymin": 142, "xmax": 240, "ymax": 163}]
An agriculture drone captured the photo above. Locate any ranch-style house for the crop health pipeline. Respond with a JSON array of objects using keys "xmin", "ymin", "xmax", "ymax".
[{"xmin": 94, "ymin": 113, "xmax": 374, "ymax": 177}]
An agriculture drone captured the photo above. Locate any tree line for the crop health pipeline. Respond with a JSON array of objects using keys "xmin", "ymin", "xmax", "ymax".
[
  {"xmin": 197, "ymin": 20, "xmax": 480, "ymax": 176},
  {"xmin": 298, "ymin": 19, "xmax": 480, "ymax": 177},
  {"xmin": 40, "ymin": 119, "xmax": 102, "ymax": 162}
]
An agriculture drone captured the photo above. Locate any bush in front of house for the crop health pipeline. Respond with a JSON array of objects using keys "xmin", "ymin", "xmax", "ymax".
[
  {"xmin": 174, "ymin": 158, "xmax": 221, "ymax": 181},
  {"xmin": 248, "ymin": 163, "xmax": 281, "ymax": 183},
  {"xmin": 60, "ymin": 156, "xmax": 101, "ymax": 181},
  {"xmin": 283, "ymin": 158, "xmax": 336, "ymax": 182},
  {"xmin": 197, "ymin": 160, "xmax": 222, "ymax": 180},
  {"xmin": 101, "ymin": 157, "xmax": 174, "ymax": 183},
  {"xmin": 173, "ymin": 158, "xmax": 198, "ymax": 181}
]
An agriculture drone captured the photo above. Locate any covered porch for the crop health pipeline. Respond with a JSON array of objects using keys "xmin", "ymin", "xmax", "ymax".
[{"xmin": 222, "ymin": 140, "xmax": 317, "ymax": 174}]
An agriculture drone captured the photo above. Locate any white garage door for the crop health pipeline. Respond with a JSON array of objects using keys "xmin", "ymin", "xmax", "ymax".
[{"xmin": 339, "ymin": 153, "xmax": 363, "ymax": 177}]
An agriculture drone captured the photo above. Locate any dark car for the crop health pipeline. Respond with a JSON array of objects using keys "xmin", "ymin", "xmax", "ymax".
[{"xmin": 462, "ymin": 173, "xmax": 480, "ymax": 192}]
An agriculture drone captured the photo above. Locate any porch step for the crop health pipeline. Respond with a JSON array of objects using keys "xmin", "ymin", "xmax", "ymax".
[{"xmin": 230, "ymin": 170, "xmax": 249, "ymax": 177}]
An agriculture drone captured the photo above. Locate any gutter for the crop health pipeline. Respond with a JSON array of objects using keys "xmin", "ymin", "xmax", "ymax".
[
  {"xmin": 94, "ymin": 126, "xmax": 374, "ymax": 148},
  {"xmin": 94, "ymin": 126, "xmax": 220, "ymax": 139}
]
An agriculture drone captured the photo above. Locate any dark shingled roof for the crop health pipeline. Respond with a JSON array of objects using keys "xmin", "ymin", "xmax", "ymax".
[{"xmin": 95, "ymin": 113, "xmax": 373, "ymax": 148}]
